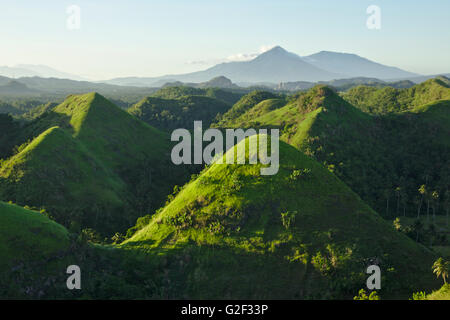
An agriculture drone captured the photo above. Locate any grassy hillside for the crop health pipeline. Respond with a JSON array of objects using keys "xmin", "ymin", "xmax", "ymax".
[
  {"xmin": 0, "ymin": 126, "xmax": 132, "ymax": 234},
  {"xmin": 0, "ymin": 93, "xmax": 191, "ymax": 236},
  {"xmin": 124, "ymin": 136, "xmax": 438, "ymax": 299},
  {"xmin": 152, "ymin": 86, "xmax": 243, "ymax": 105},
  {"xmin": 0, "ymin": 200, "xmax": 154, "ymax": 300},
  {"xmin": 218, "ymin": 98, "xmax": 287, "ymax": 128},
  {"xmin": 425, "ymin": 284, "xmax": 450, "ymax": 300},
  {"xmin": 236, "ymin": 86, "xmax": 371, "ymax": 148},
  {"xmin": 0, "ymin": 201, "xmax": 70, "ymax": 271},
  {"xmin": 215, "ymin": 90, "xmax": 281, "ymax": 126}
]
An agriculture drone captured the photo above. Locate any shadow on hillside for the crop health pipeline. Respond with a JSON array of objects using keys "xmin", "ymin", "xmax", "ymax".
[{"xmin": 123, "ymin": 239, "xmax": 156, "ymax": 247}]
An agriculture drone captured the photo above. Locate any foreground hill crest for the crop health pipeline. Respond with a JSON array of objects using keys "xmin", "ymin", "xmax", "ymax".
[{"xmin": 125, "ymin": 136, "xmax": 436, "ymax": 298}]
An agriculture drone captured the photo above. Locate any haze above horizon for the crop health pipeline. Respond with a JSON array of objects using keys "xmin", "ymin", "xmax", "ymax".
[{"xmin": 0, "ymin": 0, "xmax": 449, "ymax": 80}]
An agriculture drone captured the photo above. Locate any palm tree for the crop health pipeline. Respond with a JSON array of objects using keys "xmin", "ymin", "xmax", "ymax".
[{"xmin": 432, "ymin": 258, "xmax": 449, "ymax": 284}]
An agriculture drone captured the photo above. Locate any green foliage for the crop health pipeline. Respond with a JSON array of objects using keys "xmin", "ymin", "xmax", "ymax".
[
  {"xmin": 80, "ymin": 228, "xmax": 102, "ymax": 243},
  {"xmin": 0, "ymin": 114, "xmax": 19, "ymax": 159},
  {"xmin": 128, "ymin": 94, "xmax": 232, "ymax": 132},
  {"xmin": 216, "ymin": 82, "xmax": 450, "ymax": 224},
  {"xmin": 432, "ymin": 257, "xmax": 450, "ymax": 284},
  {"xmin": 280, "ymin": 210, "xmax": 297, "ymax": 229},
  {"xmin": 411, "ymin": 291, "xmax": 427, "ymax": 300},
  {"xmin": 0, "ymin": 98, "xmax": 45, "ymax": 115},
  {"xmin": 0, "ymin": 201, "xmax": 70, "ymax": 271},
  {"xmin": 151, "ymin": 86, "xmax": 243, "ymax": 105},
  {"xmin": 222, "ymin": 172, "xmax": 244, "ymax": 196},
  {"xmin": 353, "ymin": 289, "xmax": 380, "ymax": 300},
  {"xmin": 216, "ymin": 90, "xmax": 280, "ymax": 126},
  {"xmin": 1, "ymin": 78, "xmax": 449, "ymax": 299},
  {"xmin": 425, "ymin": 283, "xmax": 450, "ymax": 300},
  {"xmin": 289, "ymin": 168, "xmax": 311, "ymax": 182},
  {"xmin": 411, "ymin": 284, "xmax": 450, "ymax": 300}
]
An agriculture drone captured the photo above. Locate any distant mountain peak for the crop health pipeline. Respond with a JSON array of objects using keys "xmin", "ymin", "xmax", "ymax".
[
  {"xmin": 303, "ymin": 51, "xmax": 418, "ymax": 79},
  {"xmin": 205, "ymin": 75, "xmax": 233, "ymax": 84},
  {"xmin": 0, "ymin": 79, "xmax": 36, "ymax": 94},
  {"xmin": 255, "ymin": 46, "xmax": 300, "ymax": 60},
  {"xmin": 265, "ymin": 45, "xmax": 287, "ymax": 53},
  {"xmin": 103, "ymin": 47, "xmax": 421, "ymax": 86}
]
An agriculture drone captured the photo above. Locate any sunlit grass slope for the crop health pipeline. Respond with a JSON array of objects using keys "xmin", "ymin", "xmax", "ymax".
[
  {"xmin": 0, "ymin": 93, "xmax": 190, "ymax": 235},
  {"xmin": 0, "ymin": 201, "xmax": 70, "ymax": 271},
  {"xmin": 125, "ymin": 136, "xmax": 438, "ymax": 299}
]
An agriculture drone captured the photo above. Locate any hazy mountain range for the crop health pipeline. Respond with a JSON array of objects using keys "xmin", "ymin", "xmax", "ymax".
[
  {"xmin": 1, "ymin": 46, "xmax": 449, "ymax": 92},
  {"xmin": 102, "ymin": 46, "xmax": 422, "ymax": 86},
  {"xmin": 0, "ymin": 64, "xmax": 87, "ymax": 81}
]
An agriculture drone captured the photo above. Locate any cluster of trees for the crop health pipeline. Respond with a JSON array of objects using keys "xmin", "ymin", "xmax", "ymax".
[
  {"xmin": 0, "ymin": 98, "xmax": 46, "ymax": 115},
  {"xmin": 0, "ymin": 114, "xmax": 19, "ymax": 160},
  {"xmin": 128, "ymin": 95, "xmax": 231, "ymax": 132},
  {"xmin": 303, "ymin": 104, "xmax": 449, "ymax": 229}
]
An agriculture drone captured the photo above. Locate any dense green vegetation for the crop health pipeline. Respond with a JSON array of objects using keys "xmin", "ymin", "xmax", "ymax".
[
  {"xmin": 0, "ymin": 201, "xmax": 70, "ymax": 271},
  {"xmin": 215, "ymin": 90, "xmax": 281, "ymax": 126},
  {"xmin": 0, "ymin": 98, "xmax": 47, "ymax": 116},
  {"xmin": 127, "ymin": 86, "xmax": 247, "ymax": 131},
  {"xmin": 0, "ymin": 77, "xmax": 449, "ymax": 299},
  {"xmin": 129, "ymin": 95, "xmax": 231, "ymax": 132},
  {"xmin": 215, "ymin": 82, "xmax": 450, "ymax": 239},
  {"xmin": 0, "ymin": 114, "xmax": 19, "ymax": 159},
  {"xmin": 342, "ymin": 77, "xmax": 450, "ymax": 114},
  {"xmin": 422, "ymin": 284, "xmax": 450, "ymax": 300},
  {"xmin": 152, "ymin": 86, "xmax": 243, "ymax": 106}
]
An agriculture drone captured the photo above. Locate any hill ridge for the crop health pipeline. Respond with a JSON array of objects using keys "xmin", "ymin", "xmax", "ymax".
[{"xmin": 125, "ymin": 135, "xmax": 437, "ymax": 298}]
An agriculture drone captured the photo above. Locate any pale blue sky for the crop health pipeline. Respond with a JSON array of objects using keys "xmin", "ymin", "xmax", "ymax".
[{"xmin": 0, "ymin": 0, "xmax": 449, "ymax": 80}]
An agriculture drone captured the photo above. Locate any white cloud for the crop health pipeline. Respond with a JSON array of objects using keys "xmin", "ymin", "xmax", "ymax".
[
  {"xmin": 225, "ymin": 45, "xmax": 275, "ymax": 62},
  {"xmin": 224, "ymin": 52, "xmax": 258, "ymax": 62},
  {"xmin": 186, "ymin": 45, "xmax": 276, "ymax": 65}
]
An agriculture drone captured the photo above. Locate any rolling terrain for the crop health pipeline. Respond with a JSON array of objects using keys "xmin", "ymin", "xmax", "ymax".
[
  {"xmin": 0, "ymin": 93, "xmax": 191, "ymax": 236},
  {"xmin": 214, "ymin": 80, "xmax": 450, "ymax": 228},
  {"xmin": 0, "ymin": 77, "xmax": 448, "ymax": 300},
  {"xmin": 124, "ymin": 136, "xmax": 438, "ymax": 298}
]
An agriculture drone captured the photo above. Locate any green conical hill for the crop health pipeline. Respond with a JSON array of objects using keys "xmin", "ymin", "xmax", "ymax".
[
  {"xmin": 125, "ymin": 136, "xmax": 437, "ymax": 299},
  {"xmin": 0, "ymin": 93, "xmax": 190, "ymax": 235}
]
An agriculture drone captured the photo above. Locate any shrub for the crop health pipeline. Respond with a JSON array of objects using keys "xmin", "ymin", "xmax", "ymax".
[
  {"xmin": 80, "ymin": 228, "xmax": 102, "ymax": 243},
  {"xmin": 281, "ymin": 210, "xmax": 297, "ymax": 230},
  {"xmin": 289, "ymin": 168, "xmax": 311, "ymax": 182},
  {"xmin": 411, "ymin": 291, "xmax": 427, "ymax": 300},
  {"xmin": 353, "ymin": 289, "xmax": 380, "ymax": 300}
]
